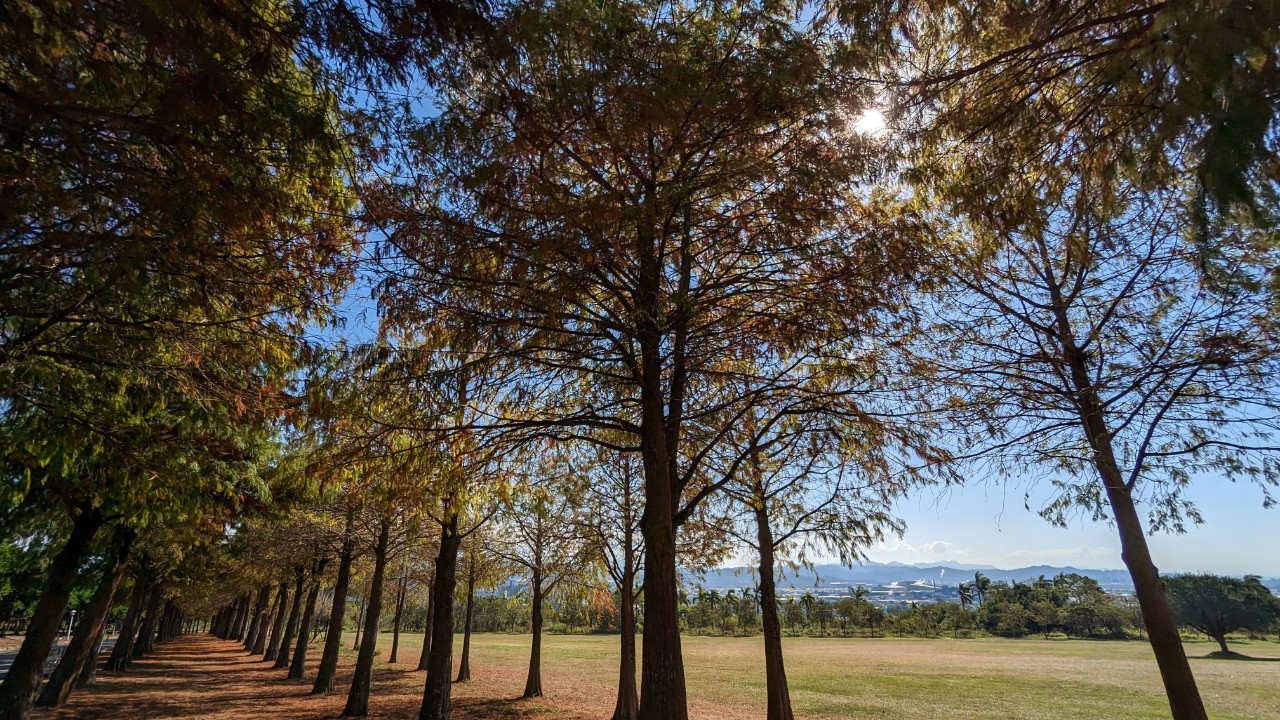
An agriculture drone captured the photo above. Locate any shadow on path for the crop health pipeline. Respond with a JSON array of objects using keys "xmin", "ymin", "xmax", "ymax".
[
  {"xmin": 30, "ymin": 635, "xmax": 344, "ymax": 720},
  {"xmin": 28, "ymin": 634, "xmax": 570, "ymax": 720}
]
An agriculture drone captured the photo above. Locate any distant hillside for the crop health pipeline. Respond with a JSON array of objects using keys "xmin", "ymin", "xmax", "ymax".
[{"xmin": 691, "ymin": 561, "xmax": 1137, "ymax": 592}]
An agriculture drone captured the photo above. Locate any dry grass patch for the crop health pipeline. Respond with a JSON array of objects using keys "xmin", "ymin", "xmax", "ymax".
[{"xmin": 30, "ymin": 631, "xmax": 1280, "ymax": 720}]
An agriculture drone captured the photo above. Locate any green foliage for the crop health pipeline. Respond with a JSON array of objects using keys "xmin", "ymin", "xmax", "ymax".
[
  {"xmin": 0, "ymin": 0, "xmax": 354, "ymax": 578},
  {"xmin": 976, "ymin": 574, "xmax": 1134, "ymax": 639},
  {"xmin": 900, "ymin": 0, "xmax": 1280, "ymax": 217},
  {"xmin": 1165, "ymin": 574, "xmax": 1280, "ymax": 651}
]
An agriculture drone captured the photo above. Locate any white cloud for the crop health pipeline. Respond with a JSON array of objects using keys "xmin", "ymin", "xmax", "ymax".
[{"xmin": 872, "ymin": 538, "xmax": 971, "ymax": 562}]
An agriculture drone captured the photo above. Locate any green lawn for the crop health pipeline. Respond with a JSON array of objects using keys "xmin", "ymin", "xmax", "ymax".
[{"xmin": 344, "ymin": 631, "xmax": 1280, "ymax": 720}]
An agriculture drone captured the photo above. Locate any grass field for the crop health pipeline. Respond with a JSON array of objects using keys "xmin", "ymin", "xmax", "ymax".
[
  {"xmin": 30, "ymin": 631, "xmax": 1280, "ymax": 720},
  {"xmin": 340, "ymin": 631, "xmax": 1280, "ymax": 720}
]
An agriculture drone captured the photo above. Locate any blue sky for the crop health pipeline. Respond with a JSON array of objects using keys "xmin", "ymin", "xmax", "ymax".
[
  {"xmin": 330, "ymin": 288, "xmax": 1277, "ymax": 577},
  {"xmin": 867, "ymin": 477, "xmax": 1279, "ymax": 575}
]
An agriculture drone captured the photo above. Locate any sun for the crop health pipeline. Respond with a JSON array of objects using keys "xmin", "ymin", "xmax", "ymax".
[{"xmin": 851, "ymin": 108, "xmax": 888, "ymax": 136}]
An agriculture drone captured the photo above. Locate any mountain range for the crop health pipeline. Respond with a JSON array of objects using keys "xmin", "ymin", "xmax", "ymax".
[{"xmin": 692, "ymin": 561, "xmax": 1280, "ymax": 593}]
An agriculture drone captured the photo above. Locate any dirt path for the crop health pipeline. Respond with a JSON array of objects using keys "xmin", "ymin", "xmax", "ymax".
[{"xmin": 30, "ymin": 634, "xmax": 576, "ymax": 720}]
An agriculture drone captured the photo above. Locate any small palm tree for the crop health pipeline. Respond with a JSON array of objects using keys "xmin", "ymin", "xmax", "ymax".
[
  {"xmin": 799, "ymin": 591, "xmax": 818, "ymax": 625},
  {"xmin": 958, "ymin": 582, "xmax": 975, "ymax": 609},
  {"xmin": 973, "ymin": 572, "xmax": 992, "ymax": 605}
]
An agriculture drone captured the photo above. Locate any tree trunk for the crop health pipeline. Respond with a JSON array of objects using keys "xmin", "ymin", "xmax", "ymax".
[
  {"xmin": 418, "ymin": 514, "xmax": 461, "ymax": 720},
  {"xmin": 243, "ymin": 589, "xmax": 264, "ymax": 651},
  {"xmin": 637, "ymin": 425, "xmax": 687, "ymax": 720},
  {"xmin": 313, "ymin": 512, "xmax": 357, "ymax": 695},
  {"xmin": 755, "ymin": 507, "xmax": 794, "ymax": 720},
  {"xmin": 352, "ymin": 585, "xmax": 367, "ymax": 651},
  {"xmin": 612, "ymin": 514, "xmax": 639, "ymax": 720},
  {"xmin": 390, "ymin": 567, "xmax": 408, "ymax": 664},
  {"xmin": 248, "ymin": 586, "xmax": 273, "ymax": 653},
  {"xmin": 456, "ymin": 555, "xmax": 476, "ymax": 683},
  {"xmin": 612, "ymin": 576, "xmax": 640, "ymax": 720},
  {"xmin": 158, "ymin": 605, "xmax": 172, "ymax": 644},
  {"xmin": 133, "ymin": 586, "xmax": 163, "ymax": 658},
  {"xmin": 106, "ymin": 578, "xmax": 148, "ymax": 671},
  {"xmin": 77, "ymin": 621, "xmax": 106, "ymax": 686},
  {"xmin": 36, "ymin": 526, "xmax": 134, "ymax": 707},
  {"xmin": 263, "ymin": 582, "xmax": 289, "ymax": 662},
  {"xmin": 344, "ymin": 519, "xmax": 391, "ymax": 717},
  {"xmin": 1106, "ymin": 482, "xmax": 1208, "ymax": 719},
  {"xmin": 274, "ymin": 566, "xmax": 306, "ymax": 669},
  {"xmin": 289, "ymin": 558, "xmax": 328, "ymax": 680},
  {"xmin": 521, "ymin": 572, "xmax": 542, "ymax": 697},
  {"xmin": 1214, "ymin": 633, "xmax": 1229, "ymax": 654},
  {"xmin": 0, "ymin": 507, "xmax": 104, "ymax": 720},
  {"xmin": 1064, "ymin": 343, "xmax": 1208, "ymax": 720},
  {"xmin": 416, "ymin": 576, "xmax": 435, "ymax": 672},
  {"xmin": 231, "ymin": 593, "xmax": 250, "ymax": 641}
]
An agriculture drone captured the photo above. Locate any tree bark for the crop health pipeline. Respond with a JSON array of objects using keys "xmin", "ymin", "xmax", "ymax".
[
  {"xmin": 1214, "ymin": 633, "xmax": 1229, "ymax": 653},
  {"xmin": 106, "ymin": 577, "xmax": 149, "ymax": 670},
  {"xmin": 352, "ymin": 583, "xmax": 368, "ymax": 651},
  {"xmin": 637, "ymin": 423, "xmax": 687, "ymax": 720},
  {"xmin": 1103, "ymin": 472, "xmax": 1208, "ymax": 719},
  {"xmin": 36, "ymin": 526, "xmax": 134, "ymax": 707},
  {"xmin": 313, "ymin": 511, "xmax": 357, "ymax": 695},
  {"xmin": 274, "ymin": 566, "xmax": 306, "ymax": 669},
  {"xmin": 0, "ymin": 506, "xmax": 104, "ymax": 720},
  {"xmin": 612, "ymin": 568, "xmax": 640, "ymax": 720},
  {"xmin": 288, "ymin": 558, "xmax": 328, "ymax": 680},
  {"xmin": 344, "ymin": 519, "xmax": 391, "ymax": 717},
  {"xmin": 243, "ymin": 590, "xmax": 263, "ymax": 651},
  {"xmin": 247, "ymin": 586, "xmax": 272, "ymax": 654},
  {"xmin": 263, "ymin": 582, "xmax": 289, "ymax": 662},
  {"xmin": 632, "ymin": 210, "xmax": 691, "ymax": 720},
  {"xmin": 416, "ymin": 575, "xmax": 435, "ymax": 671},
  {"xmin": 418, "ymin": 514, "xmax": 461, "ymax": 720},
  {"xmin": 390, "ymin": 567, "xmax": 408, "ymax": 664},
  {"xmin": 755, "ymin": 507, "xmax": 794, "ymax": 720},
  {"xmin": 456, "ymin": 553, "xmax": 476, "ymax": 683},
  {"xmin": 611, "ymin": 498, "xmax": 640, "ymax": 720},
  {"xmin": 1062, "ymin": 338, "xmax": 1208, "ymax": 720},
  {"xmin": 231, "ymin": 593, "xmax": 250, "ymax": 641},
  {"xmin": 522, "ymin": 571, "xmax": 542, "ymax": 697},
  {"xmin": 77, "ymin": 621, "xmax": 106, "ymax": 686},
  {"xmin": 133, "ymin": 586, "xmax": 163, "ymax": 657}
]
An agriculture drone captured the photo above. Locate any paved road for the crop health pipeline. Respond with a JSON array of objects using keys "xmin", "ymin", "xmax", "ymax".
[{"xmin": 0, "ymin": 638, "xmax": 116, "ymax": 681}]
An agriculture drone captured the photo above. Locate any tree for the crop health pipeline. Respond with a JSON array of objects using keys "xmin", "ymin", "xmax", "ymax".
[
  {"xmin": 719, "ymin": 407, "xmax": 907, "ymax": 720},
  {"xmin": 914, "ymin": 154, "xmax": 1279, "ymax": 719},
  {"xmin": 972, "ymin": 573, "xmax": 991, "ymax": 606},
  {"xmin": 313, "ymin": 506, "xmax": 358, "ymax": 694},
  {"xmin": 343, "ymin": 514, "xmax": 392, "ymax": 718},
  {"xmin": 490, "ymin": 462, "xmax": 587, "ymax": 698},
  {"xmin": 453, "ymin": 532, "xmax": 509, "ymax": 683},
  {"xmin": 33, "ymin": 525, "xmax": 134, "ymax": 707},
  {"xmin": 388, "ymin": 557, "xmax": 411, "ymax": 665},
  {"xmin": 0, "ymin": 1, "xmax": 354, "ymax": 716},
  {"xmin": 1166, "ymin": 574, "xmax": 1280, "ymax": 653},
  {"xmin": 367, "ymin": 2, "xmax": 917, "ymax": 716},
  {"xmin": 575, "ymin": 445, "xmax": 645, "ymax": 720}
]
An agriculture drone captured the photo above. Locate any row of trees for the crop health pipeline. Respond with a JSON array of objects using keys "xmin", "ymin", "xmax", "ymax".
[{"xmin": 3, "ymin": 2, "xmax": 1278, "ymax": 720}]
